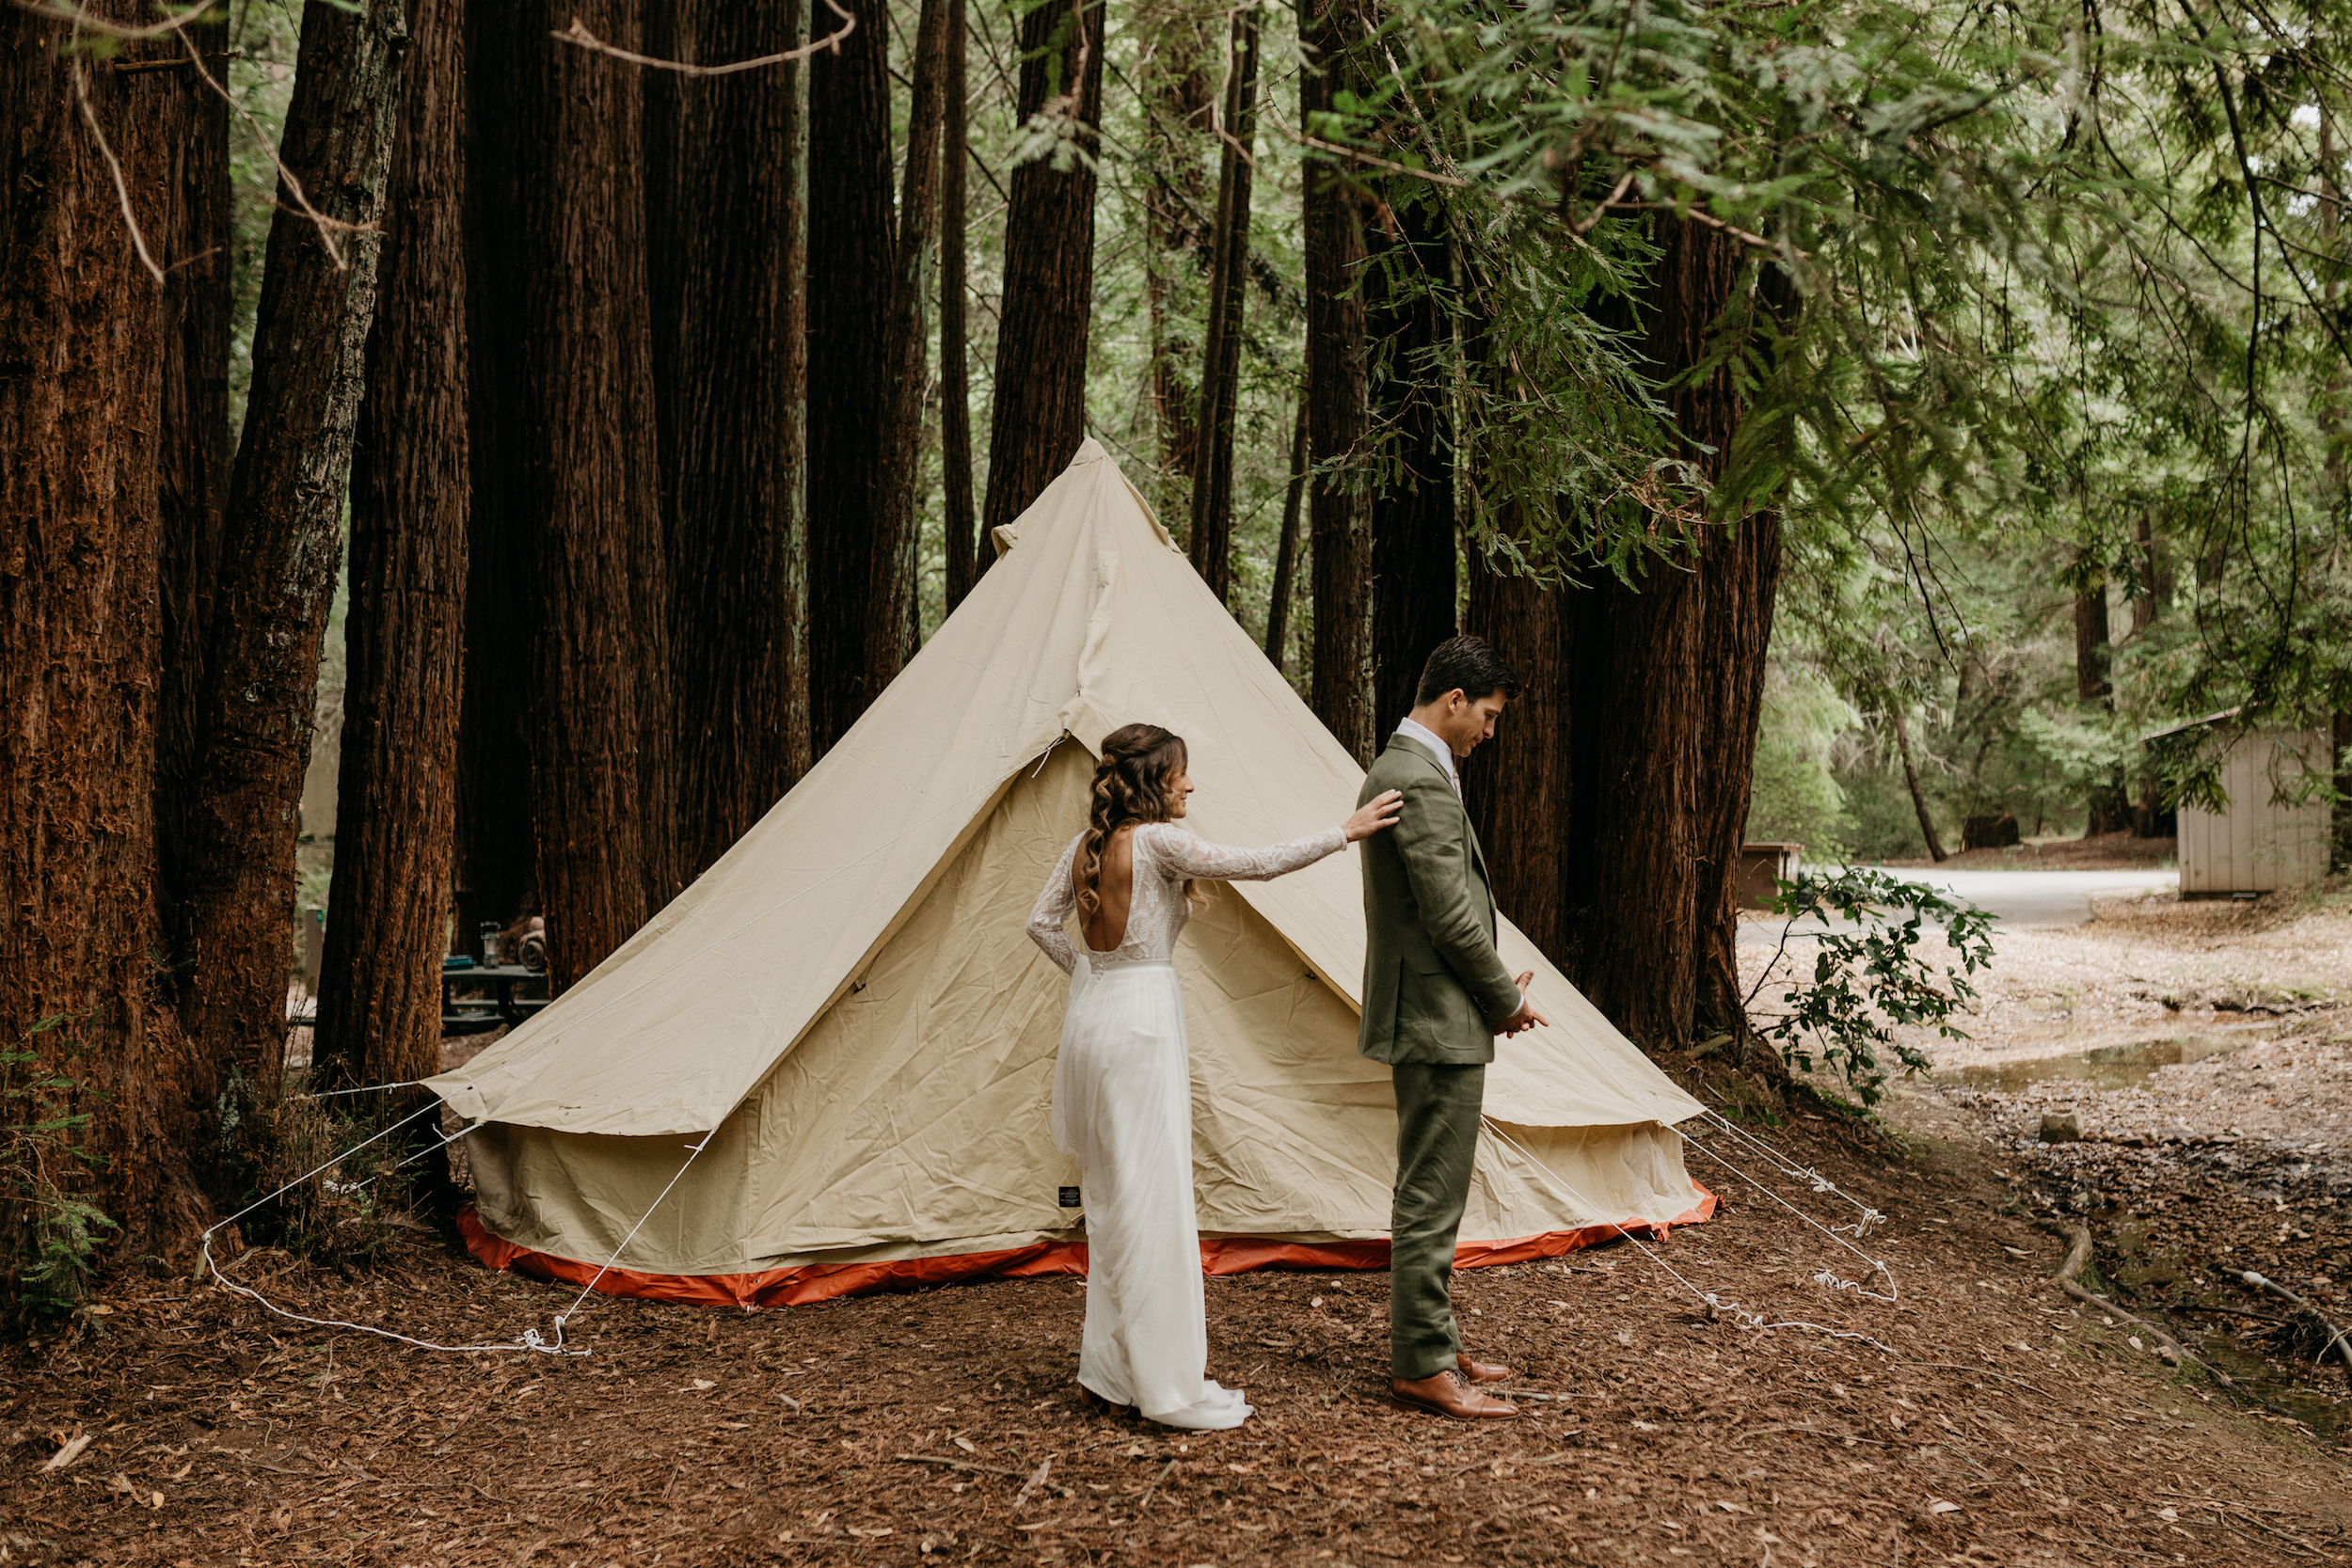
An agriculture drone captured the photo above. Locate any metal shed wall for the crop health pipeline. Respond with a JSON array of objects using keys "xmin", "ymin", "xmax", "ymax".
[{"xmin": 2177, "ymin": 729, "xmax": 2331, "ymax": 895}]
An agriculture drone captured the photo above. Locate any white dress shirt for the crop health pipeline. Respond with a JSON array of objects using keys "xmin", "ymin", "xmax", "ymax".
[{"xmin": 1393, "ymin": 717, "xmax": 1461, "ymax": 797}]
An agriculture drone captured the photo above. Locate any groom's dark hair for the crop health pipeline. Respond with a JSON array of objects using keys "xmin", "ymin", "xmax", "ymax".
[{"xmin": 1414, "ymin": 634, "xmax": 1519, "ymax": 705}]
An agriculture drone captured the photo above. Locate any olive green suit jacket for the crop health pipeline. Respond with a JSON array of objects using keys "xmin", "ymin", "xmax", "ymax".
[{"xmin": 1355, "ymin": 736, "xmax": 1521, "ymax": 1065}]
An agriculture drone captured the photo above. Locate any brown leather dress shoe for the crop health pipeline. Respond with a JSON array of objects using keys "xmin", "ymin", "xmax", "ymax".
[
  {"xmin": 1391, "ymin": 1369, "xmax": 1518, "ymax": 1419},
  {"xmin": 1457, "ymin": 1352, "xmax": 1514, "ymax": 1385}
]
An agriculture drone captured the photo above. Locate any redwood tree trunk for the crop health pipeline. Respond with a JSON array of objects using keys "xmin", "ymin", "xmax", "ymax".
[
  {"xmin": 157, "ymin": 64, "xmax": 233, "ymax": 857},
  {"xmin": 649, "ymin": 0, "xmax": 812, "ymax": 879},
  {"xmin": 1549, "ymin": 218, "xmax": 1747, "ymax": 1052},
  {"xmin": 470, "ymin": 0, "xmax": 675, "ymax": 990},
  {"xmin": 1888, "ymin": 701, "xmax": 1949, "ymax": 863},
  {"xmin": 0, "ymin": 8, "xmax": 211, "ymax": 1262},
  {"xmin": 807, "ymin": 0, "xmax": 898, "ymax": 752},
  {"xmin": 983, "ymin": 0, "xmax": 1106, "ymax": 542},
  {"xmin": 176, "ymin": 0, "xmax": 405, "ymax": 1103},
  {"xmin": 316, "ymin": 0, "xmax": 469, "ymax": 1101},
  {"xmin": 866, "ymin": 0, "xmax": 952, "ymax": 693},
  {"xmin": 2073, "ymin": 555, "xmax": 2130, "ymax": 835},
  {"xmin": 1464, "ymin": 543, "xmax": 1566, "ymax": 958},
  {"xmin": 1366, "ymin": 187, "xmax": 1455, "ymax": 736},
  {"xmin": 1142, "ymin": 15, "xmax": 1211, "ymax": 486},
  {"xmin": 941, "ymin": 0, "xmax": 978, "ymax": 613},
  {"xmin": 1264, "ymin": 392, "xmax": 1309, "ymax": 667},
  {"xmin": 1300, "ymin": 0, "xmax": 1374, "ymax": 761},
  {"xmin": 1185, "ymin": 5, "xmax": 1261, "ymax": 607}
]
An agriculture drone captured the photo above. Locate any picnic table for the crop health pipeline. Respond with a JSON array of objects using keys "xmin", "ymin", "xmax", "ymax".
[{"xmin": 441, "ymin": 961, "xmax": 550, "ymax": 1037}]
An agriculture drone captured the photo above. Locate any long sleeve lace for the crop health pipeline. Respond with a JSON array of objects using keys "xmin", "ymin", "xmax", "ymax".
[
  {"xmin": 1025, "ymin": 833, "xmax": 1084, "ymax": 974},
  {"xmin": 1136, "ymin": 823, "xmax": 1347, "ymax": 883}
]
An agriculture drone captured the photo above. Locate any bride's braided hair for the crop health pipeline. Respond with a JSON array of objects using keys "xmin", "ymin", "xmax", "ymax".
[{"xmin": 1076, "ymin": 724, "xmax": 1196, "ymax": 918}]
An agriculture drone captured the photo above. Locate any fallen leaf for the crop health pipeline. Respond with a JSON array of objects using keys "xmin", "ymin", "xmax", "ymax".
[
  {"xmin": 847, "ymin": 1526, "xmax": 894, "ymax": 1538},
  {"xmin": 1015, "ymin": 1523, "xmax": 1051, "ymax": 1532},
  {"xmin": 1927, "ymin": 1499, "xmax": 1962, "ymax": 1514},
  {"xmin": 690, "ymin": 1378, "xmax": 716, "ymax": 1391},
  {"xmin": 1715, "ymin": 1500, "xmax": 1749, "ymax": 1513},
  {"xmin": 2158, "ymin": 1508, "xmax": 2179, "ymax": 1522},
  {"xmin": 953, "ymin": 1437, "xmax": 977, "ymax": 1453}
]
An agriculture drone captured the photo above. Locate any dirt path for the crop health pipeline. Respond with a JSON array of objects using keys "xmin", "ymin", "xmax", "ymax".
[{"xmin": 8, "ymin": 889, "xmax": 2352, "ymax": 1564}]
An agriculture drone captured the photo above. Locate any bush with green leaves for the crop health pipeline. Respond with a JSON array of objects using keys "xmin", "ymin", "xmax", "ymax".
[
  {"xmin": 1746, "ymin": 870, "xmax": 1996, "ymax": 1104},
  {"xmin": 0, "ymin": 1018, "xmax": 116, "ymax": 1318}
]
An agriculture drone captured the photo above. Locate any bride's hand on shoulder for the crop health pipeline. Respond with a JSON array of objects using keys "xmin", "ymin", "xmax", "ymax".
[{"xmin": 1343, "ymin": 789, "xmax": 1404, "ymax": 842}]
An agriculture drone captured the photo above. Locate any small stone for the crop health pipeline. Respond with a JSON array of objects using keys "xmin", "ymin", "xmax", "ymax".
[{"xmin": 2041, "ymin": 1110, "xmax": 2084, "ymax": 1143}]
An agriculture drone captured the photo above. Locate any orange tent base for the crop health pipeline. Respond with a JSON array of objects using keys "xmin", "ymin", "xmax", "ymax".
[{"xmin": 457, "ymin": 1189, "xmax": 1718, "ymax": 1310}]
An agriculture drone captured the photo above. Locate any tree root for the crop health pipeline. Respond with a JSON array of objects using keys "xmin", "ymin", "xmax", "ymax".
[
  {"xmin": 2038, "ymin": 1220, "xmax": 2233, "ymax": 1386},
  {"xmin": 2235, "ymin": 1270, "xmax": 2352, "ymax": 1377}
]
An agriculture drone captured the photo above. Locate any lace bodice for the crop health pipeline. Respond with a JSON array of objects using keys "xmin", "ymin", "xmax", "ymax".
[{"xmin": 1026, "ymin": 821, "xmax": 1348, "ymax": 973}]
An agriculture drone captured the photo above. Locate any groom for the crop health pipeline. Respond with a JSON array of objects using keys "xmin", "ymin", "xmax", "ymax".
[{"xmin": 1357, "ymin": 635, "xmax": 1549, "ymax": 1419}]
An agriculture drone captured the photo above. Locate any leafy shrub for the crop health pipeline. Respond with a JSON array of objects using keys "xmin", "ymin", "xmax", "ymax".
[
  {"xmin": 1747, "ymin": 869, "xmax": 1996, "ymax": 1104},
  {"xmin": 0, "ymin": 1018, "xmax": 116, "ymax": 1318},
  {"xmin": 216, "ymin": 1071, "xmax": 425, "ymax": 1273}
]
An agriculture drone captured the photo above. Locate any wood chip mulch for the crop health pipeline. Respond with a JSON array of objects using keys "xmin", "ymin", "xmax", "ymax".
[{"xmin": 1, "ymin": 1109, "xmax": 2347, "ymax": 1567}]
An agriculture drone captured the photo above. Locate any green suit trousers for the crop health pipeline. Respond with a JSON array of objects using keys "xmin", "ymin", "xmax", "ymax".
[{"xmin": 1390, "ymin": 1060, "xmax": 1486, "ymax": 1380}]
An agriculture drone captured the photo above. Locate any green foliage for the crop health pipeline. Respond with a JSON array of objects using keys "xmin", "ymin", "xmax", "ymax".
[
  {"xmin": 1749, "ymin": 870, "xmax": 1996, "ymax": 1103},
  {"xmin": 0, "ymin": 1018, "xmax": 117, "ymax": 1320},
  {"xmin": 1745, "ymin": 662, "xmax": 1857, "ymax": 857}
]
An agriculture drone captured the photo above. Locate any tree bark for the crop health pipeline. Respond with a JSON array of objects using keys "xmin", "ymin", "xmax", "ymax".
[
  {"xmin": 469, "ymin": 0, "xmax": 675, "ymax": 990},
  {"xmin": 806, "ymin": 0, "xmax": 898, "ymax": 752},
  {"xmin": 866, "ymin": 0, "xmax": 952, "ymax": 693},
  {"xmin": 2073, "ymin": 562, "xmax": 2111, "ymax": 704},
  {"xmin": 1464, "ymin": 544, "xmax": 1566, "ymax": 959},
  {"xmin": 1264, "ymin": 392, "xmax": 1310, "ymax": 668},
  {"xmin": 1142, "ymin": 13, "xmax": 1212, "ymax": 486},
  {"xmin": 941, "ymin": 0, "xmax": 977, "ymax": 613},
  {"xmin": 1888, "ymin": 700, "xmax": 1949, "ymax": 863},
  {"xmin": 0, "ymin": 7, "xmax": 212, "ymax": 1263},
  {"xmin": 176, "ymin": 0, "xmax": 405, "ymax": 1105},
  {"xmin": 1691, "ymin": 506, "xmax": 1785, "ymax": 1044},
  {"xmin": 648, "ymin": 0, "xmax": 812, "ymax": 880},
  {"xmin": 1300, "ymin": 0, "xmax": 1374, "ymax": 762},
  {"xmin": 982, "ymin": 0, "xmax": 1105, "ymax": 544},
  {"xmin": 316, "ymin": 0, "xmax": 469, "ymax": 1109},
  {"xmin": 1366, "ymin": 187, "xmax": 1455, "ymax": 736},
  {"xmin": 1185, "ymin": 5, "xmax": 1261, "ymax": 608},
  {"xmin": 156, "ymin": 60, "xmax": 233, "ymax": 866}
]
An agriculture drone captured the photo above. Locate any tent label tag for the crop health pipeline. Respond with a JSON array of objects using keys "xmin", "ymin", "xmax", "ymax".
[{"xmin": 1058, "ymin": 1187, "xmax": 1082, "ymax": 1209}]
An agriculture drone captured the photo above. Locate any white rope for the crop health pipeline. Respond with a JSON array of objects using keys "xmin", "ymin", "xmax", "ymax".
[
  {"xmin": 1676, "ymin": 1132, "xmax": 1899, "ymax": 1303},
  {"xmin": 1480, "ymin": 1117, "xmax": 1899, "ymax": 1356},
  {"xmin": 196, "ymin": 1105, "xmax": 580, "ymax": 1355},
  {"xmin": 1695, "ymin": 1109, "xmax": 1884, "ymax": 1232},
  {"xmin": 540, "ymin": 1132, "xmax": 719, "ymax": 1349}
]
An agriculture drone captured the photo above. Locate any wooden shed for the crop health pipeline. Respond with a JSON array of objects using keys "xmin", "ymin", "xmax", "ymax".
[{"xmin": 2150, "ymin": 717, "xmax": 2333, "ymax": 897}]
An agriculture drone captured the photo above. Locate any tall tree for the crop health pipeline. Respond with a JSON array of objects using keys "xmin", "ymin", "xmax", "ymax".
[
  {"xmin": 174, "ymin": 0, "xmax": 406, "ymax": 1101},
  {"xmin": 1365, "ymin": 188, "xmax": 1456, "ymax": 735},
  {"xmin": 866, "ymin": 0, "xmax": 954, "ymax": 693},
  {"xmin": 647, "ymin": 0, "xmax": 813, "ymax": 879},
  {"xmin": 315, "ymin": 0, "xmax": 470, "ymax": 1113},
  {"xmin": 983, "ymin": 0, "xmax": 1106, "ymax": 541},
  {"xmin": 1141, "ymin": 9, "xmax": 1213, "ymax": 486},
  {"xmin": 1185, "ymin": 3, "xmax": 1263, "ymax": 608},
  {"xmin": 1545, "ymin": 221, "xmax": 1788, "ymax": 1053},
  {"xmin": 1299, "ymin": 0, "xmax": 1375, "ymax": 761},
  {"xmin": 469, "ymin": 0, "xmax": 675, "ymax": 990},
  {"xmin": 807, "ymin": 0, "xmax": 898, "ymax": 752},
  {"xmin": 1264, "ymin": 393, "xmax": 1310, "ymax": 667},
  {"xmin": 941, "ymin": 0, "xmax": 979, "ymax": 613},
  {"xmin": 1, "ymin": 7, "xmax": 214, "ymax": 1258},
  {"xmin": 1463, "ymin": 545, "xmax": 1567, "ymax": 958},
  {"xmin": 2070, "ymin": 550, "xmax": 2131, "ymax": 834}
]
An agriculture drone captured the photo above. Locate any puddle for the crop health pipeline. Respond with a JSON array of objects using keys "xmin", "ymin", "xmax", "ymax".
[{"xmin": 1937, "ymin": 1035, "xmax": 2245, "ymax": 1092}]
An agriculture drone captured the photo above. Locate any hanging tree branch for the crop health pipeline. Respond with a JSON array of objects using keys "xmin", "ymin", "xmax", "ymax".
[{"xmin": 553, "ymin": 0, "xmax": 857, "ymax": 75}]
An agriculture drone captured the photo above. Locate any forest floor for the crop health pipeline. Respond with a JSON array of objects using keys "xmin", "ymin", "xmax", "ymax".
[{"xmin": 6, "ymin": 893, "xmax": 2352, "ymax": 1566}]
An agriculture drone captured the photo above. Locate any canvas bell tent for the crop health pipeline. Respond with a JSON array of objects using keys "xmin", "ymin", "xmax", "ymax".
[{"xmin": 428, "ymin": 441, "xmax": 1714, "ymax": 1307}]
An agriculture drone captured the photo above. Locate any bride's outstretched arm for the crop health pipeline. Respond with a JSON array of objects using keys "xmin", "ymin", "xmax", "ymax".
[
  {"xmin": 1025, "ymin": 834, "xmax": 1084, "ymax": 974},
  {"xmin": 1138, "ymin": 822, "xmax": 1349, "ymax": 882}
]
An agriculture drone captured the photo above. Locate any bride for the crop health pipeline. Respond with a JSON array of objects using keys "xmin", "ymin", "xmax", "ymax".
[{"xmin": 1025, "ymin": 723, "xmax": 1401, "ymax": 1430}]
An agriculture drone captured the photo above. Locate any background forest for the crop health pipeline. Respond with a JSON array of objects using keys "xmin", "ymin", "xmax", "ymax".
[{"xmin": 3, "ymin": 0, "xmax": 2350, "ymax": 1292}]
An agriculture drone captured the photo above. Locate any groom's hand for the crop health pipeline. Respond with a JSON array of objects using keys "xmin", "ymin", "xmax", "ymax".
[{"xmin": 1497, "ymin": 972, "xmax": 1549, "ymax": 1037}]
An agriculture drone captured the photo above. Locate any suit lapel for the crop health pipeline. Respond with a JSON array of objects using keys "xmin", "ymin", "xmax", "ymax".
[{"xmin": 1384, "ymin": 737, "xmax": 1490, "ymax": 884}]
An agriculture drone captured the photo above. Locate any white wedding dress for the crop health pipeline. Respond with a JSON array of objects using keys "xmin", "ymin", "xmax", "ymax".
[{"xmin": 1026, "ymin": 820, "xmax": 1347, "ymax": 1430}]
